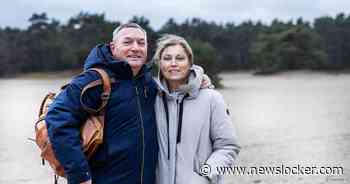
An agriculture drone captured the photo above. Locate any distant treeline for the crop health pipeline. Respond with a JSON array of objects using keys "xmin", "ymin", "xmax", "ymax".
[{"xmin": 1, "ymin": 12, "xmax": 350, "ymax": 85}]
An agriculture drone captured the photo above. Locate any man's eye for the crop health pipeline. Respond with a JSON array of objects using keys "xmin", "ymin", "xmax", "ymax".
[{"xmin": 123, "ymin": 41, "xmax": 132, "ymax": 45}]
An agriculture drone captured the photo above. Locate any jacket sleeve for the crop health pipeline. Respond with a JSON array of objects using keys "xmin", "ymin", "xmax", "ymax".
[
  {"xmin": 46, "ymin": 71, "xmax": 100, "ymax": 184},
  {"xmin": 205, "ymin": 90, "xmax": 241, "ymax": 182}
]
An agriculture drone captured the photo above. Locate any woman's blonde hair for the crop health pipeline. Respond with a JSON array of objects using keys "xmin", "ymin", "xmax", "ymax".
[{"xmin": 153, "ymin": 34, "xmax": 193, "ymax": 65}]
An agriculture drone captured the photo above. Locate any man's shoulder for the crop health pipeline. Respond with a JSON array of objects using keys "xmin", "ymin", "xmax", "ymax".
[
  {"xmin": 70, "ymin": 69, "xmax": 102, "ymax": 89},
  {"xmin": 148, "ymin": 77, "xmax": 158, "ymax": 88},
  {"xmin": 141, "ymin": 70, "xmax": 157, "ymax": 88}
]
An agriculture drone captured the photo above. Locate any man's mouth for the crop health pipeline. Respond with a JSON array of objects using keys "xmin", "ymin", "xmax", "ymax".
[{"xmin": 127, "ymin": 55, "xmax": 142, "ymax": 59}]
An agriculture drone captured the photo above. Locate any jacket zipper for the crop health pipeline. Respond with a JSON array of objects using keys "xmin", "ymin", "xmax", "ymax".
[{"xmin": 135, "ymin": 86, "xmax": 145, "ymax": 184}]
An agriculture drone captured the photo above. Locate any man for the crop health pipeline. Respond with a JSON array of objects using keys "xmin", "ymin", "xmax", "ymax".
[{"xmin": 46, "ymin": 23, "xmax": 158, "ymax": 184}]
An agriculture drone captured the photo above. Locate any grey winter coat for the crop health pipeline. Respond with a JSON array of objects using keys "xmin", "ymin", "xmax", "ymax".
[{"xmin": 155, "ymin": 65, "xmax": 240, "ymax": 184}]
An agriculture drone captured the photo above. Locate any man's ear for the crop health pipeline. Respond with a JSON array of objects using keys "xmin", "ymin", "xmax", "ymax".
[
  {"xmin": 110, "ymin": 42, "xmax": 117, "ymax": 57},
  {"xmin": 110, "ymin": 41, "xmax": 115, "ymax": 50}
]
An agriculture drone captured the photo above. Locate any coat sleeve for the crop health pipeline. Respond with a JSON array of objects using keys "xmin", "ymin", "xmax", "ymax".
[
  {"xmin": 46, "ymin": 71, "xmax": 100, "ymax": 184},
  {"xmin": 205, "ymin": 90, "xmax": 241, "ymax": 182}
]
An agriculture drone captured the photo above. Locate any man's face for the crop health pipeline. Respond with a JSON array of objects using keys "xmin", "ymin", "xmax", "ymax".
[{"xmin": 110, "ymin": 27, "xmax": 147, "ymax": 71}]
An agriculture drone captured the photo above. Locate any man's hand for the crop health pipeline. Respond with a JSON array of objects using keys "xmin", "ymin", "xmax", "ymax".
[
  {"xmin": 80, "ymin": 180, "xmax": 92, "ymax": 184},
  {"xmin": 200, "ymin": 74, "xmax": 215, "ymax": 89}
]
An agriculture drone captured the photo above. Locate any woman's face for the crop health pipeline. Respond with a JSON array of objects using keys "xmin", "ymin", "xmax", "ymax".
[{"xmin": 160, "ymin": 44, "xmax": 191, "ymax": 85}]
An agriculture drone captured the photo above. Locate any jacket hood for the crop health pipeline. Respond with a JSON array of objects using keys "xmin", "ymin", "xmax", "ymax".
[
  {"xmin": 156, "ymin": 65, "xmax": 204, "ymax": 99},
  {"xmin": 84, "ymin": 44, "xmax": 115, "ymax": 70}
]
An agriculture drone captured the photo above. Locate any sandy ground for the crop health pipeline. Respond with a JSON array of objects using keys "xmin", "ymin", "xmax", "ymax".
[{"xmin": 0, "ymin": 71, "xmax": 349, "ymax": 184}]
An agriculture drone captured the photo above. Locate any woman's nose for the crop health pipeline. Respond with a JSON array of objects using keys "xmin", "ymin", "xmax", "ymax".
[{"xmin": 170, "ymin": 59, "xmax": 178, "ymax": 66}]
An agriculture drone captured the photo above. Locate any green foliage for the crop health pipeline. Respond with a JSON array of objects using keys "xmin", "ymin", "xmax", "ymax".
[
  {"xmin": 251, "ymin": 26, "xmax": 327, "ymax": 74},
  {"xmin": 190, "ymin": 40, "xmax": 222, "ymax": 88},
  {"xmin": 314, "ymin": 13, "xmax": 350, "ymax": 69},
  {"xmin": 0, "ymin": 12, "xmax": 350, "ymax": 82}
]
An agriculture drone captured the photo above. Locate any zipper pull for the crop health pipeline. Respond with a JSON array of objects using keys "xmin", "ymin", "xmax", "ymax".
[
  {"xmin": 144, "ymin": 87, "xmax": 148, "ymax": 98},
  {"xmin": 135, "ymin": 87, "xmax": 139, "ymax": 96}
]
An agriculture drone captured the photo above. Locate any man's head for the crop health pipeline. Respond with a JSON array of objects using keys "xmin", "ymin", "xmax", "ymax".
[{"xmin": 110, "ymin": 23, "xmax": 147, "ymax": 75}]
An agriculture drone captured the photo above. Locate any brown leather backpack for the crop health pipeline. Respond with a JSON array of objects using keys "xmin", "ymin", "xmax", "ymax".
[{"xmin": 34, "ymin": 68, "xmax": 112, "ymax": 178}]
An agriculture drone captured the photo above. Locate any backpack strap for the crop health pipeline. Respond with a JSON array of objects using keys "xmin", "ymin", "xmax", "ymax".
[
  {"xmin": 38, "ymin": 92, "xmax": 56, "ymax": 117},
  {"xmin": 80, "ymin": 68, "xmax": 113, "ymax": 115}
]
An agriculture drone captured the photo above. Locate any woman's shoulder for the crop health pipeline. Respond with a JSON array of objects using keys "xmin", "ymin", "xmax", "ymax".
[{"xmin": 198, "ymin": 88, "xmax": 225, "ymax": 103}]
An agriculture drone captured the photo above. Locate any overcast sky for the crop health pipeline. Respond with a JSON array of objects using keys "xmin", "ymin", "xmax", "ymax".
[{"xmin": 2, "ymin": 0, "xmax": 350, "ymax": 30}]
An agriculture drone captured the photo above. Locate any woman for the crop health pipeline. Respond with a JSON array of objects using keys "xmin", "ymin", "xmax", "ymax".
[{"xmin": 154, "ymin": 34, "xmax": 240, "ymax": 184}]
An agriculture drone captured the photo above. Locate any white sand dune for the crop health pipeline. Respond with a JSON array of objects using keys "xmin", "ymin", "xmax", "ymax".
[{"xmin": 0, "ymin": 72, "xmax": 349, "ymax": 184}]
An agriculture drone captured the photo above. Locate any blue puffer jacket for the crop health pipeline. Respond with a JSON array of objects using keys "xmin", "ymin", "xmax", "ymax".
[{"xmin": 46, "ymin": 44, "xmax": 158, "ymax": 184}]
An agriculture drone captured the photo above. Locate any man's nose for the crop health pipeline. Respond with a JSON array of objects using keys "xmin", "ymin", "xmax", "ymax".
[{"xmin": 130, "ymin": 41, "xmax": 140, "ymax": 50}]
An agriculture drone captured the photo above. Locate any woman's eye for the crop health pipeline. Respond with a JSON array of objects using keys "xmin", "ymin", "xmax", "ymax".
[
  {"xmin": 163, "ymin": 57, "xmax": 172, "ymax": 61},
  {"xmin": 176, "ymin": 57, "xmax": 185, "ymax": 60}
]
